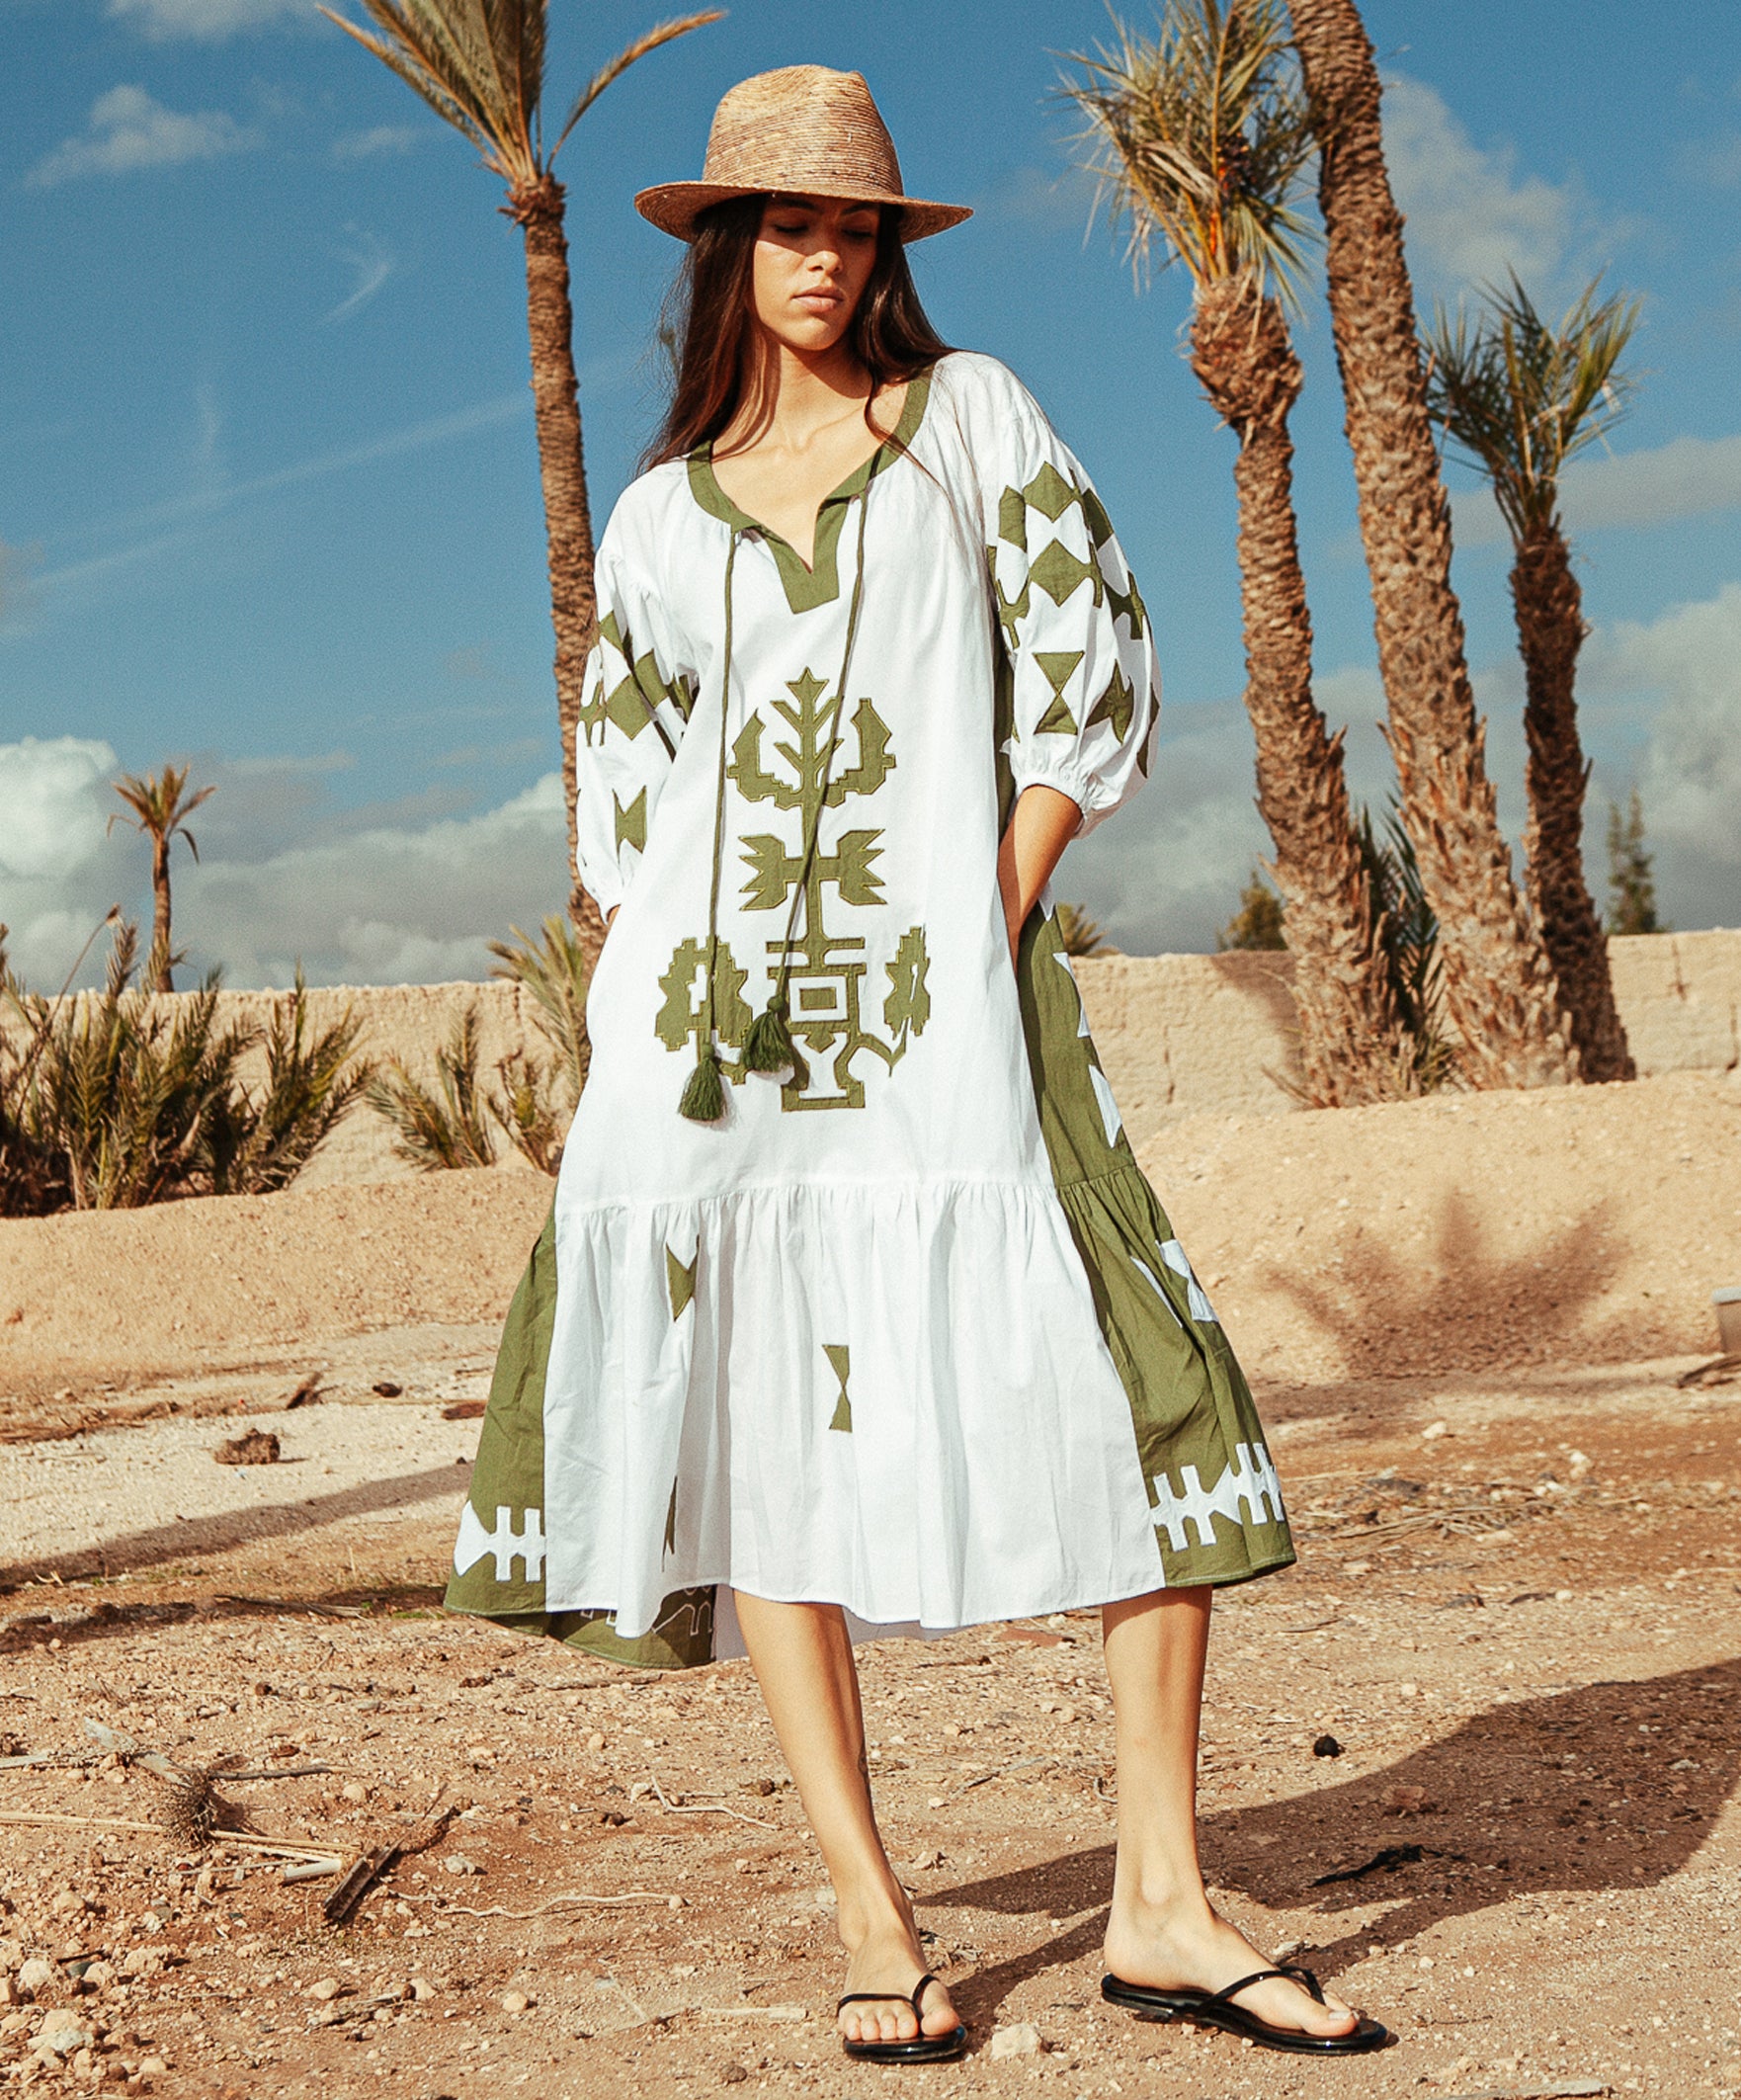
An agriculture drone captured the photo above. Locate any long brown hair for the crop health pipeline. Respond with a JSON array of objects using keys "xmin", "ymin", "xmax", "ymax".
[{"xmin": 641, "ymin": 198, "xmax": 953, "ymax": 471}]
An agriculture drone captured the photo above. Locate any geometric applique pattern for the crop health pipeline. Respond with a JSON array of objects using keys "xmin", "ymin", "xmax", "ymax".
[
  {"xmin": 454, "ymin": 1500, "xmax": 546, "ymax": 1584},
  {"xmin": 1085, "ymin": 662, "xmax": 1136, "ymax": 744},
  {"xmin": 824, "ymin": 1341, "xmax": 852, "ymax": 1432},
  {"xmin": 615, "ymin": 787, "xmax": 648, "ymax": 853},
  {"xmin": 1149, "ymin": 1442, "xmax": 1285, "ymax": 1554},
  {"xmin": 665, "ymin": 1243, "xmax": 697, "ymax": 1320},
  {"xmin": 1158, "ymin": 1237, "xmax": 1218, "ymax": 1324},
  {"xmin": 1034, "ymin": 650, "xmax": 1084, "ymax": 736}
]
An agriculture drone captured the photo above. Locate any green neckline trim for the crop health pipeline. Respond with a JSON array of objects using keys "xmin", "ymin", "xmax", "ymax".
[{"xmin": 687, "ymin": 365, "xmax": 935, "ymax": 615}]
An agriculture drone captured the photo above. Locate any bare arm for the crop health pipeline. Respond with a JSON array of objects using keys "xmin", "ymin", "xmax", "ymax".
[{"xmin": 996, "ymin": 784, "xmax": 1082, "ymax": 966}]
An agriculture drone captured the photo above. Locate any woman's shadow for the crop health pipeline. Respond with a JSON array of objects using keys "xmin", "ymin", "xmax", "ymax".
[{"xmin": 932, "ymin": 1655, "xmax": 1740, "ymax": 2025}]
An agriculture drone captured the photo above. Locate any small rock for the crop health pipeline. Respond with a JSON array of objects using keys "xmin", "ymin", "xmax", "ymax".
[
  {"xmin": 988, "ymin": 2022, "xmax": 1043, "ymax": 2058},
  {"xmin": 213, "ymin": 1429, "xmax": 281, "ymax": 1467},
  {"xmin": 1421, "ymin": 1419, "xmax": 1450, "ymax": 1441},
  {"xmin": 80, "ymin": 1962, "xmax": 116, "ymax": 1988},
  {"xmin": 17, "ymin": 1958, "xmax": 57, "ymax": 1997},
  {"xmin": 410, "ymin": 1976, "xmax": 438, "ymax": 2001},
  {"xmin": 720, "ymin": 2066, "xmax": 749, "ymax": 2086},
  {"xmin": 443, "ymin": 1854, "xmax": 480, "ymax": 1877},
  {"xmin": 139, "ymin": 2056, "xmax": 170, "ymax": 2075},
  {"xmin": 813, "ymin": 1887, "xmax": 837, "ymax": 1913},
  {"xmin": 373, "ymin": 1382, "xmax": 403, "ymax": 1397},
  {"xmin": 744, "ymin": 1777, "xmax": 776, "ymax": 1797},
  {"xmin": 1312, "ymin": 1733, "xmax": 1344, "ymax": 1758},
  {"xmin": 50, "ymin": 1892, "xmax": 89, "ymax": 1919},
  {"xmin": 0, "ymin": 1978, "xmax": 16, "ymax": 2009},
  {"xmin": 585, "ymin": 1731, "xmax": 607, "ymax": 1752},
  {"xmin": 1385, "ymin": 1784, "xmax": 1433, "ymax": 1815},
  {"xmin": 120, "ymin": 1950, "xmax": 163, "ymax": 1978},
  {"xmin": 501, "ymin": 1990, "xmax": 533, "ymax": 2014},
  {"xmin": 341, "ymin": 1782, "xmax": 369, "ymax": 1805},
  {"xmin": 308, "ymin": 1977, "xmax": 343, "ymax": 2002},
  {"xmin": 0, "ymin": 1937, "xmax": 23, "ymax": 1970},
  {"xmin": 38, "ymin": 2017, "xmax": 93, "ymax": 2058}
]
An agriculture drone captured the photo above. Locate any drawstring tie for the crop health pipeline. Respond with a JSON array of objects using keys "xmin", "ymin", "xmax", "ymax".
[{"xmin": 679, "ymin": 488, "xmax": 874, "ymax": 1123}]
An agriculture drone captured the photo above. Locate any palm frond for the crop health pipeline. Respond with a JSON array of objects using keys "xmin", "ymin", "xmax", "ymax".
[
  {"xmin": 317, "ymin": 0, "xmax": 536, "ymax": 179},
  {"xmin": 1426, "ymin": 272, "xmax": 1640, "ymax": 541},
  {"xmin": 551, "ymin": 11, "xmax": 725, "ymax": 158},
  {"xmin": 365, "ymin": 1005, "xmax": 499, "ymax": 1171},
  {"xmin": 1058, "ymin": 0, "xmax": 1317, "ymax": 306},
  {"xmin": 487, "ymin": 911, "xmax": 590, "ymax": 1096}
]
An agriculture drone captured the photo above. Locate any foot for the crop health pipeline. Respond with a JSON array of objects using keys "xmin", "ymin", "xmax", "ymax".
[
  {"xmin": 1104, "ymin": 1897, "xmax": 1359, "ymax": 2040},
  {"xmin": 836, "ymin": 1922, "xmax": 961, "ymax": 2048}
]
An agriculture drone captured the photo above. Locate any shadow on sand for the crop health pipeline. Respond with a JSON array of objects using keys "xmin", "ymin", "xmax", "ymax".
[
  {"xmin": 0, "ymin": 1460, "xmax": 470, "ymax": 1599},
  {"xmin": 937, "ymin": 1655, "xmax": 1740, "ymax": 2026}
]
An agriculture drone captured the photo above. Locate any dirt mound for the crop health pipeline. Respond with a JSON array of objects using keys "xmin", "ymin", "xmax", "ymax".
[{"xmin": 3, "ymin": 1072, "xmax": 1736, "ymax": 1403}]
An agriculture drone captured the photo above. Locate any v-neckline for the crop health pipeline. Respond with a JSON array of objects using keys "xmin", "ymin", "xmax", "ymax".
[{"xmin": 687, "ymin": 366, "xmax": 935, "ymax": 615}]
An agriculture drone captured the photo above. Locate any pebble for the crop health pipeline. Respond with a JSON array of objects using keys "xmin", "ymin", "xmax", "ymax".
[
  {"xmin": 308, "ymin": 1977, "xmax": 343, "ymax": 2001},
  {"xmin": 501, "ymin": 1991, "xmax": 533, "ymax": 2014},
  {"xmin": 37, "ymin": 2016, "xmax": 93, "ymax": 2057},
  {"xmin": 16, "ymin": 1959, "xmax": 56, "ymax": 1997},
  {"xmin": 121, "ymin": 1950, "xmax": 163, "ymax": 1978},
  {"xmin": 988, "ymin": 2022, "xmax": 1043, "ymax": 2058},
  {"xmin": 139, "ymin": 2056, "xmax": 170, "ymax": 2075},
  {"xmin": 49, "ymin": 1892, "xmax": 88, "ymax": 1918},
  {"xmin": 585, "ymin": 1732, "xmax": 606, "ymax": 1752},
  {"xmin": 410, "ymin": 1976, "xmax": 438, "ymax": 2001},
  {"xmin": 443, "ymin": 1854, "xmax": 481, "ymax": 1877},
  {"xmin": 341, "ymin": 1782, "xmax": 370, "ymax": 1804}
]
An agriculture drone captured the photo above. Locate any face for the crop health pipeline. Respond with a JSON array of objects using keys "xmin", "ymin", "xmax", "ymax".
[{"xmin": 750, "ymin": 193, "xmax": 882, "ymax": 353}]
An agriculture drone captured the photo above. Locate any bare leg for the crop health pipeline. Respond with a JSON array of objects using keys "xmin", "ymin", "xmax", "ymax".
[
  {"xmin": 1101, "ymin": 1588, "xmax": 1358, "ymax": 2037},
  {"xmin": 731, "ymin": 1590, "xmax": 960, "ymax": 2046}
]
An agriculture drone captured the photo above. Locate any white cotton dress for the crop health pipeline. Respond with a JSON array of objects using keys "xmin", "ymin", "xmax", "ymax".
[{"xmin": 447, "ymin": 351, "xmax": 1294, "ymax": 1667}]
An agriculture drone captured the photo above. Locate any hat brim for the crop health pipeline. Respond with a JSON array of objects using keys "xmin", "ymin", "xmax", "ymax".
[{"xmin": 634, "ymin": 181, "xmax": 971, "ymax": 244}]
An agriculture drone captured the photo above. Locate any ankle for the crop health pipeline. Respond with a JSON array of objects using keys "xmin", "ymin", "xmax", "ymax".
[
  {"xmin": 1111, "ymin": 1876, "xmax": 1214, "ymax": 1928},
  {"xmin": 835, "ymin": 1880, "xmax": 914, "ymax": 1954}
]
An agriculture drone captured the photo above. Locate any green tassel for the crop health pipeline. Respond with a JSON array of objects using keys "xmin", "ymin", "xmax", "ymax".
[
  {"xmin": 678, "ymin": 1044, "xmax": 726, "ymax": 1123},
  {"xmin": 742, "ymin": 998, "xmax": 796, "ymax": 1074}
]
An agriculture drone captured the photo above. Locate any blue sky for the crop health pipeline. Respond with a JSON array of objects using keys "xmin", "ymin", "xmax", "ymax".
[{"xmin": 2, "ymin": 0, "xmax": 1739, "ymax": 986}]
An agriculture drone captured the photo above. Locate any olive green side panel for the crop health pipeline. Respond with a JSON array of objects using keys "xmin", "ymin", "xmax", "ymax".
[
  {"xmin": 443, "ymin": 1207, "xmax": 719, "ymax": 1671},
  {"xmin": 1013, "ymin": 906, "xmax": 1295, "ymax": 1588}
]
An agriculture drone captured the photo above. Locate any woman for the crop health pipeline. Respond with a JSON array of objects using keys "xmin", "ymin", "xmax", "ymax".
[{"xmin": 448, "ymin": 63, "xmax": 1386, "ymax": 2066}]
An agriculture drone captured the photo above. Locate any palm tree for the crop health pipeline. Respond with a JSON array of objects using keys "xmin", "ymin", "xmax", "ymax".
[
  {"xmin": 1063, "ymin": 0, "xmax": 1413, "ymax": 1106},
  {"xmin": 320, "ymin": 0, "xmax": 722, "ymax": 964},
  {"xmin": 108, "ymin": 765, "xmax": 214, "ymax": 992},
  {"xmin": 1427, "ymin": 275, "xmax": 1639, "ymax": 1083},
  {"xmin": 1285, "ymin": 0, "xmax": 1576, "ymax": 1089}
]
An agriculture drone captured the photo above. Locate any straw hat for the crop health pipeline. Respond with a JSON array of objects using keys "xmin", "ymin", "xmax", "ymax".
[{"xmin": 634, "ymin": 64, "xmax": 971, "ymax": 244}]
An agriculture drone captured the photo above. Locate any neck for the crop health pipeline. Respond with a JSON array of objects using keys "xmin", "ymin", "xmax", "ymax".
[{"xmin": 733, "ymin": 330, "xmax": 872, "ymax": 450}]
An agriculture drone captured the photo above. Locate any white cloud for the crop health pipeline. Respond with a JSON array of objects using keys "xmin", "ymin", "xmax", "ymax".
[
  {"xmin": 107, "ymin": 0, "xmax": 306, "ymax": 38},
  {"xmin": 1583, "ymin": 583, "xmax": 1741, "ymax": 926},
  {"xmin": 26, "ymin": 85, "xmax": 257, "ymax": 188},
  {"xmin": 1453, "ymin": 430, "xmax": 1741, "ymax": 547},
  {"xmin": 1381, "ymin": 74, "xmax": 1617, "ymax": 297},
  {"xmin": 331, "ymin": 125, "xmax": 423, "ymax": 163},
  {"xmin": 320, "ymin": 228, "xmax": 396, "ymax": 325},
  {"xmin": 0, "ymin": 739, "xmax": 569, "ymax": 991}
]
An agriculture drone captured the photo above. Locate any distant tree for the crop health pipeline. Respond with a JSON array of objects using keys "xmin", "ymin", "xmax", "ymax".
[
  {"xmin": 319, "ymin": 0, "xmax": 722, "ymax": 963},
  {"xmin": 1428, "ymin": 273, "xmax": 1639, "ymax": 1082},
  {"xmin": 1218, "ymin": 868, "xmax": 1286, "ymax": 952},
  {"xmin": 1606, "ymin": 792, "xmax": 1667, "ymax": 936},
  {"xmin": 1063, "ymin": 0, "xmax": 1411, "ymax": 1105},
  {"xmin": 108, "ymin": 765, "xmax": 214, "ymax": 993},
  {"xmin": 1055, "ymin": 901, "xmax": 1117, "ymax": 958},
  {"xmin": 1286, "ymin": 0, "xmax": 1574, "ymax": 1087}
]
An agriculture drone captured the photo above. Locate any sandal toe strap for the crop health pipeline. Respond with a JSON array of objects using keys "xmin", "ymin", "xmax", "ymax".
[{"xmin": 1212, "ymin": 1965, "xmax": 1327, "ymax": 2007}]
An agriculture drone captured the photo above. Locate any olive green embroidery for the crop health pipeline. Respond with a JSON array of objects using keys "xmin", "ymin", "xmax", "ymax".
[
  {"xmin": 990, "ymin": 553, "xmax": 1032, "ymax": 656},
  {"xmin": 1034, "ymin": 650, "xmax": 1084, "ymax": 736},
  {"xmin": 653, "ymin": 936, "xmax": 754, "ymax": 1066},
  {"xmin": 1085, "ymin": 662, "xmax": 1136, "ymax": 743},
  {"xmin": 688, "ymin": 666, "xmax": 930, "ymax": 1112},
  {"xmin": 1022, "ymin": 460, "xmax": 1080, "ymax": 522},
  {"xmin": 665, "ymin": 1244, "xmax": 696, "ymax": 1319},
  {"xmin": 825, "ymin": 1342, "xmax": 853, "ymax": 1432},
  {"xmin": 998, "ymin": 485, "xmax": 1029, "ymax": 551},
  {"xmin": 663, "ymin": 1479, "xmax": 678, "ymax": 1558},
  {"xmin": 1029, "ymin": 537, "xmax": 1103, "ymax": 610},
  {"xmin": 588, "ymin": 608, "xmax": 690, "ymax": 752},
  {"xmin": 614, "ymin": 788, "xmax": 647, "ymax": 853}
]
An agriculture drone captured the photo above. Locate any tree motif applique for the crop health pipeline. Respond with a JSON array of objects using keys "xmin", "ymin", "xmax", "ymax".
[{"xmin": 717, "ymin": 667, "xmax": 931, "ymax": 1112}]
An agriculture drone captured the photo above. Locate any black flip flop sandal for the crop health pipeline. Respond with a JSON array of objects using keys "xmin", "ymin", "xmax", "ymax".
[
  {"xmin": 838, "ymin": 1970, "xmax": 968, "ymax": 2063},
  {"xmin": 1101, "ymin": 1965, "xmax": 1390, "ymax": 2055}
]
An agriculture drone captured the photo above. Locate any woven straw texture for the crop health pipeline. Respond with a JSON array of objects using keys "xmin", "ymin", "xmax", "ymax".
[{"xmin": 635, "ymin": 65, "xmax": 970, "ymax": 243}]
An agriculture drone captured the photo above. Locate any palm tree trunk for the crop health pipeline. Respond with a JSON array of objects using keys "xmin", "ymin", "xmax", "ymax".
[
  {"xmin": 1285, "ymin": 0, "xmax": 1577, "ymax": 1089},
  {"xmin": 507, "ymin": 174, "xmax": 608, "ymax": 976},
  {"xmin": 1512, "ymin": 523, "xmax": 1634, "ymax": 1082},
  {"xmin": 1191, "ymin": 278, "xmax": 1412, "ymax": 1106},
  {"xmin": 151, "ymin": 838, "xmax": 174, "ymax": 994}
]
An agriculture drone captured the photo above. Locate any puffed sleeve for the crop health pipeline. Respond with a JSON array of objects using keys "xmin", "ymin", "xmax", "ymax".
[
  {"xmin": 573, "ymin": 489, "xmax": 699, "ymax": 915},
  {"xmin": 978, "ymin": 367, "xmax": 1160, "ymax": 838}
]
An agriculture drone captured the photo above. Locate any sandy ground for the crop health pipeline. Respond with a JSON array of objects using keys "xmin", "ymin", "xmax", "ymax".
[
  {"xmin": 2, "ymin": 1069, "xmax": 1739, "ymax": 2097},
  {"xmin": 2, "ymin": 1347, "xmax": 1739, "ymax": 2098}
]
